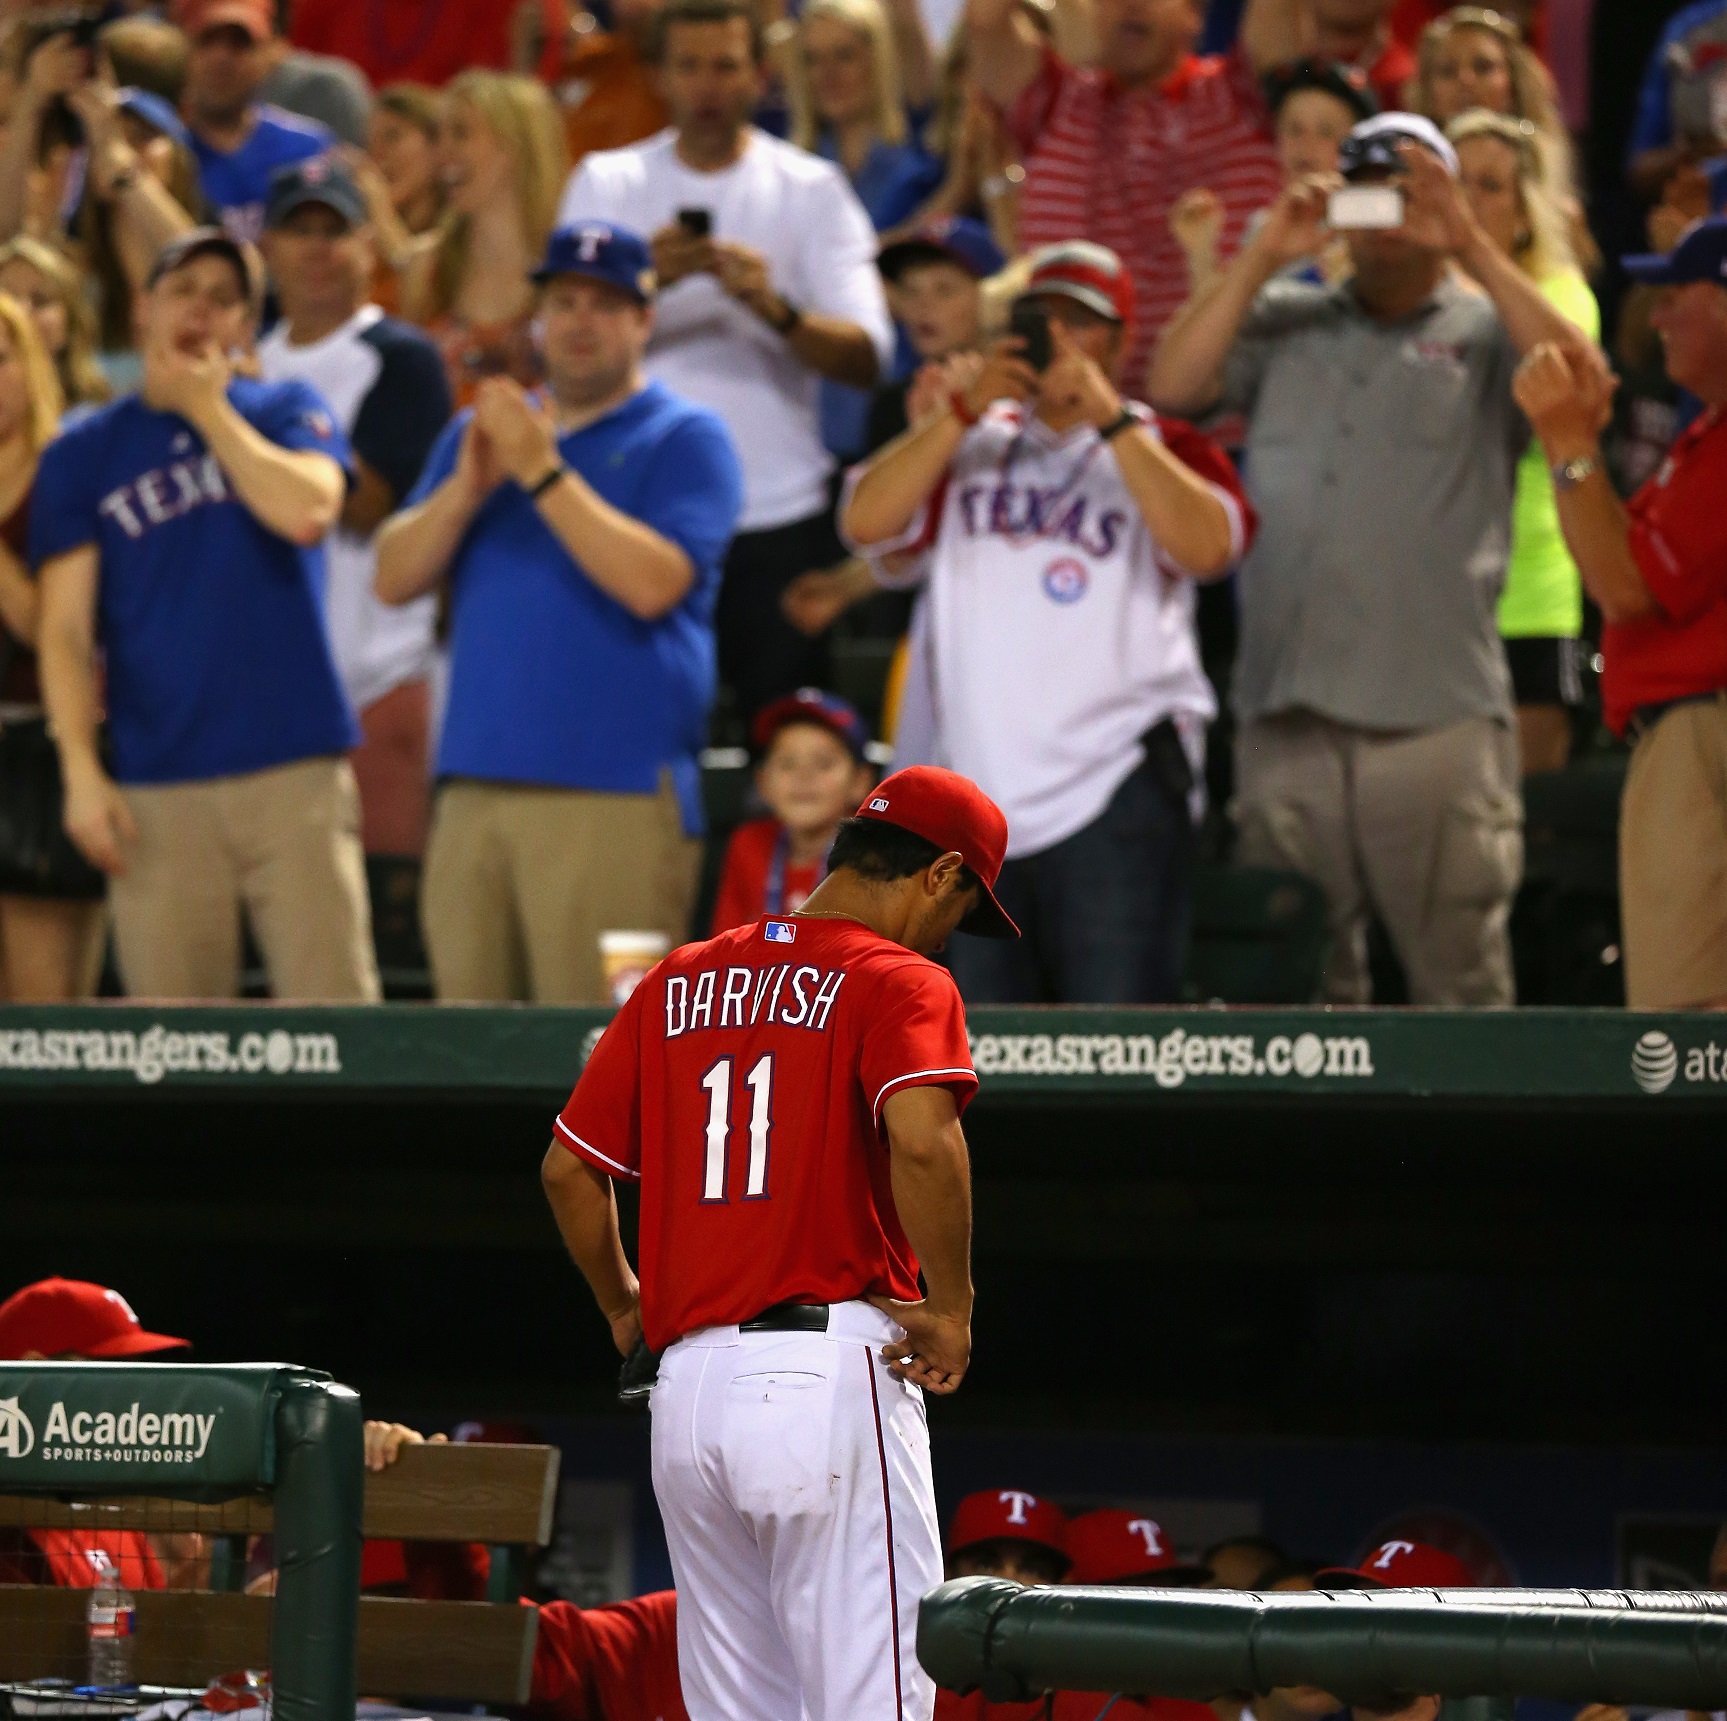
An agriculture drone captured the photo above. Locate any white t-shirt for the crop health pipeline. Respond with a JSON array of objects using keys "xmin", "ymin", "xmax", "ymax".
[
  {"xmin": 258, "ymin": 305, "xmax": 444, "ymax": 712},
  {"xmin": 846, "ymin": 403, "xmax": 1240, "ymax": 858},
  {"xmin": 558, "ymin": 128, "xmax": 894, "ymax": 532}
]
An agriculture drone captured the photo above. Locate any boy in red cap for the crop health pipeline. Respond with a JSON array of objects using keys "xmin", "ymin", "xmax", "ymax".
[
  {"xmin": 709, "ymin": 689, "xmax": 876, "ymax": 934},
  {"xmin": 0, "ymin": 1278, "xmax": 189, "ymax": 1592}
]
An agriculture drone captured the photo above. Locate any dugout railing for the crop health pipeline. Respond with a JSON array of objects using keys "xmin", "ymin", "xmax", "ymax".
[
  {"xmin": 918, "ymin": 1578, "xmax": 1727, "ymax": 1708},
  {"xmin": 0, "ymin": 1364, "xmax": 560, "ymax": 1712}
]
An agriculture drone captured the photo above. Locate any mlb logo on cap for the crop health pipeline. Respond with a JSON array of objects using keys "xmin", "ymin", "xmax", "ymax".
[
  {"xmin": 867, "ymin": 797, "xmax": 890, "ymax": 812},
  {"xmin": 764, "ymin": 920, "xmax": 797, "ymax": 944}
]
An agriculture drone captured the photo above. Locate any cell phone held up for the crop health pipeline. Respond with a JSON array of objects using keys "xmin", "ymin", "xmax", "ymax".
[
  {"xmin": 1008, "ymin": 297, "xmax": 1052, "ymax": 372},
  {"xmin": 676, "ymin": 207, "xmax": 712, "ymax": 239},
  {"xmin": 1327, "ymin": 185, "xmax": 1405, "ymax": 231}
]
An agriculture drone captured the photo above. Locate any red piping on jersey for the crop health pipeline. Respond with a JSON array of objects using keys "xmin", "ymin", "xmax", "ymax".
[{"xmin": 866, "ymin": 1350, "xmax": 905, "ymax": 1717}]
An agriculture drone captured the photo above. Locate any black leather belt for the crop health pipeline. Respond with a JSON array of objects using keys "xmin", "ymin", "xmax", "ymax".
[
  {"xmin": 1629, "ymin": 689, "xmax": 1727, "ymax": 740},
  {"xmin": 740, "ymin": 1301, "xmax": 830, "ymax": 1333}
]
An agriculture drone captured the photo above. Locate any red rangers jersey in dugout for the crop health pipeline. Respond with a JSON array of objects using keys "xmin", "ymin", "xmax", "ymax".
[{"xmin": 556, "ymin": 914, "xmax": 978, "ymax": 1351}]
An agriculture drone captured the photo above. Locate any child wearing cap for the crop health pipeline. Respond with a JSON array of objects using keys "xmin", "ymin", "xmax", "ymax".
[{"xmin": 709, "ymin": 689, "xmax": 876, "ymax": 934}]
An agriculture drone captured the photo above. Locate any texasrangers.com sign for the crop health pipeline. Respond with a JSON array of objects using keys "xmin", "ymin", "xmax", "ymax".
[
  {"xmin": 0, "ymin": 1363, "xmax": 306, "ymax": 1492},
  {"xmin": 969, "ymin": 1025, "xmax": 1375, "ymax": 1089}
]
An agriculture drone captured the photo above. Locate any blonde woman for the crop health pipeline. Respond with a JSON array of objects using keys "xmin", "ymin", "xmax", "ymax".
[
  {"xmin": 1449, "ymin": 107, "xmax": 1598, "ymax": 775},
  {"xmin": 0, "ymin": 290, "xmax": 105, "ymax": 1000},
  {"xmin": 345, "ymin": 83, "xmax": 447, "ymax": 316},
  {"xmin": 0, "ymin": 238, "xmax": 111, "ymax": 410},
  {"xmin": 1414, "ymin": 7, "xmax": 1596, "ymax": 270},
  {"xmin": 401, "ymin": 71, "xmax": 568, "ymax": 408}
]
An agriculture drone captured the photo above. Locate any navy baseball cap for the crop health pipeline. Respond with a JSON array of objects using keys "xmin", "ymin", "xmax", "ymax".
[
  {"xmin": 147, "ymin": 226, "xmax": 261, "ymax": 305},
  {"xmin": 878, "ymin": 217, "xmax": 1006, "ymax": 283},
  {"xmin": 1340, "ymin": 112, "xmax": 1460, "ymax": 179},
  {"xmin": 1624, "ymin": 215, "xmax": 1727, "ymax": 287},
  {"xmin": 265, "ymin": 156, "xmax": 367, "ymax": 230},
  {"xmin": 531, "ymin": 222, "xmax": 657, "ymax": 301},
  {"xmin": 117, "ymin": 87, "xmax": 192, "ymax": 152},
  {"xmin": 752, "ymin": 687, "xmax": 870, "ymax": 762}
]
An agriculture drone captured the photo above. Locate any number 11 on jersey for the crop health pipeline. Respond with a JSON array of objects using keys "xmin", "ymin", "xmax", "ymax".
[{"xmin": 699, "ymin": 1054, "xmax": 774, "ymax": 1202}]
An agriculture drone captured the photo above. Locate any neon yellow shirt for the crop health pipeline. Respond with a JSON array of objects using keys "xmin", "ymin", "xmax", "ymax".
[{"xmin": 1499, "ymin": 269, "xmax": 1599, "ymax": 639}]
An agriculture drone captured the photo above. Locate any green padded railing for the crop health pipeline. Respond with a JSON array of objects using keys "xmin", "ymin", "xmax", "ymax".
[
  {"xmin": 919, "ymin": 1578, "xmax": 1727, "ymax": 1708},
  {"xmin": 0, "ymin": 1362, "xmax": 363, "ymax": 1721}
]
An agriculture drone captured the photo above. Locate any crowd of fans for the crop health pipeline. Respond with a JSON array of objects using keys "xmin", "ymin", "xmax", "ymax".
[
  {"xmin": 6, "ymin": 1274, "xmax": 1723, "ymax": 1721},
  {"xmin": 0, "ymin": 0, "xmax": 1721, "ymax": 1011}
]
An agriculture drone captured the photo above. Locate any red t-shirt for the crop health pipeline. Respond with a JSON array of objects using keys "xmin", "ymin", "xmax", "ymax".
[
  {"xmin": 710, "ymin": 819, "xmax": 823, "ymax": 935},
  {"xmin": 1007, "ymin": 44, "xmax": 1282, "ymax": 388},
  {"xmin": 1603, "ymin": 407, "xmax": 1727, "ymax": 735},
  {"xmin": 531, "ymin": 1591, "xmax": 687, "ymax": 1721},
  {"xmin": 937, "ymin": 1693, "xmax": 1051, "ymax": 1720},
  {"xmin": 1360, "ymin": 37, "xmax": 1416, "ymax": 111},
  {"xmin": 2, "ymin": 1528, "xmax": 165, "ymax": 1590},
  {"xmin": 556, "ymin": 915, "xmax": 978, "ymax": 1350},
  {"xmin": 288, "ymin": 0, "xmax": 553, "ymax": 86},
  {"xmin": 1052, "ymin": 1695, "xmax": 1219, "ymax": 1721}
]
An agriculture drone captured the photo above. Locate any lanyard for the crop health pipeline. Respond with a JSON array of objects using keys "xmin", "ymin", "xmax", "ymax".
[{"xmin": 764, "ymin": 828, "xmax": 830, "ymax": 916}]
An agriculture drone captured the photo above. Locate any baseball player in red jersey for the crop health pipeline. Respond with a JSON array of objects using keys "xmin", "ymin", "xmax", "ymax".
[{"xmin": 543, "ymin": 764, "xmax": 1019, "ymax": 1721}]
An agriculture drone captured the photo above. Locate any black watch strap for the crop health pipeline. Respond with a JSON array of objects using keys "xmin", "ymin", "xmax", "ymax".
[
  {"xmin": 526, "ymin": 465, "xmax": 565, "ymax": 500},
  {"xmin": 1098, "ymin": 409, "xmax": 1138, "ymax": 442},
  {"xmin": 771, "ymin": 298, "xmax": 804, "ymax": 337}
]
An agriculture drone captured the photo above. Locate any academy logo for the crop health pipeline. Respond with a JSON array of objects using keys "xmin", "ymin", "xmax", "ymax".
[
  {"xmin": 1631, "ymin": 1031, "xmax": 1679, "ymax": 1095},
  {"xmin": 0, "ymin": 1397, "xmax": 35, "ymax": 1458}
]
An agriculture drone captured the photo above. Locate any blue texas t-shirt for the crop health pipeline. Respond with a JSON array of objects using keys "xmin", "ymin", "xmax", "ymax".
[{"xmin": 29, "ymin": 377, "xmax": 359, "ymax": 786}]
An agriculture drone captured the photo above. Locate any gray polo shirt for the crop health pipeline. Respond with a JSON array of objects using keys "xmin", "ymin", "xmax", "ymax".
[{"xmin": 1222, "ymin": 274, "xmax": 1523, "ymax": 731}]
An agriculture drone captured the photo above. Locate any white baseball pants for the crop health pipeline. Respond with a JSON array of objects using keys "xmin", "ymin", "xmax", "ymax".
[{"xmin": 650, "ymin": 1299, "xmax": 943, "ymax": 1721}]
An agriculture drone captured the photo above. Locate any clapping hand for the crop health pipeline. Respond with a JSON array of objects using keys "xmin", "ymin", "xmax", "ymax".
[
  {"xmin": 1252, "ymin": 173, "xmax": 1337, "ymax": 269},
  {"xmin": 1170, "ymin": 186, "xmax": 1225, "ymax": 270},
  {"xmin": 472, "ymin": 377, "xmax": 559, "ymax": 487},
  {"xmin": 1513, "ymin": 341, "xmax": 1616, "ymax": 454}
]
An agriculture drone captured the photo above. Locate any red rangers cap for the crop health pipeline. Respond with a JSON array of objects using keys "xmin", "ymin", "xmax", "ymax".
[
  {"xmin": 853, "ymin": 766, "xmax": 1019, "ymax": 939},
  {"xmin": 1024, "ymin": 241, "xmax": 1135, "ymax": 327},
  {"xmin": 949, "ymin": 1489, "xmax": 1070, "ymax": 1566},
  {"xmin": 0, "ymin": 1278, "xmax": 190, "ymax": 1361},
  {"xmin": 1317, "ymin": 1539, "xmax": 1479, "ymax": 1590},
  {"xmin": 1066, "ymin": 1510, "xmax": 1209, "ymax": 1586}
]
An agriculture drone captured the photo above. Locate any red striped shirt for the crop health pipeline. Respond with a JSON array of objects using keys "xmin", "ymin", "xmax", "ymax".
[{"xmin": 1007, "ymin": 44, "xmax": 1283, "ymax": 388}]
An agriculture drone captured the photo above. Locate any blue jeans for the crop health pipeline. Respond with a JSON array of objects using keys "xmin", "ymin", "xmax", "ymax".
[{"xmin": 946, "ymin": 750, "xmax": 1194, "ymax": 1004}]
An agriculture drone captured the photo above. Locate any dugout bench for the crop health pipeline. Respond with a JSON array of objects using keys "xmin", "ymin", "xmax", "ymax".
[{"xmin": 0, "ymin": 1431, "xmax": 558, "ymax": 1705}]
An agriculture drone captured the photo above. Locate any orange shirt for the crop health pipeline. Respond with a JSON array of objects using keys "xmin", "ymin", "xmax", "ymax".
[
  {"xmin": 538, "ymin": 17, "xmax": 668, "ymax": 167},
  {"xmin": 422, "ymin": 310, "xmax": 544, "ymax": 411}
]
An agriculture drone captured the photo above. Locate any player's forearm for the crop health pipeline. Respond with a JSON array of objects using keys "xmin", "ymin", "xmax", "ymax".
[
  {"xmin": 534, "ymin": 473, "xmax": 695, "ymax": 620},
  {"xmin": 541, "ymin": 1145, "xmax": 641, "ymax": 1325},
  {"xmin": 843, "ymin": 411, "xmax": 966, "ymax": 546},
  {"xmin": 374, "ymin": 480, "xmax": 477, "ymax": 604},
  {"xmin": 884, "ymin": 1091, "xmax": 974, "ymax": 1316},
  {"xmin": 195, "ymin": 400, "xmax": 344, "ymax": 546},
  {"xmin": 1457, "ymin": 225, "xmax": 1592, "ymax": 361},
  {"xmin": 1148, "ymin": 238, "xmax": 1276, "ymax": 415},
  {"xmin": 1113, "ymin": 433, "xmax": 1236, "ymax": 578},
  {"xmin": 110, "ymin": 175, "xmax": 195, "ymax": 290}
]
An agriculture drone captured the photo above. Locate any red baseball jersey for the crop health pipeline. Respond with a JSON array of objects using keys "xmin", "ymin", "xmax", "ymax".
[
  {"xmin": 531, "ymin": 1591, "xmax": 687, "ymax": 1721},
  {"xmin": 1604, "ymin": 407, "xmax": 1727, "ymax": 734},
  {"xmin": 556, "ymin": 915, "xmax": 978, "ymax": 1351}
]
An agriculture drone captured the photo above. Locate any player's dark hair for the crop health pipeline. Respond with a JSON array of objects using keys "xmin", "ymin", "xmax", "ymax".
[
  {"xmin": 1257, "ymin": 1557, "xmax": 1330, "ymax": 1588},
  {"xmin": 1204, "ymin": 1534, "xmax": 1288, "ymax": 1566},
  {"xmin": 827, "ymin": 817, "xmax": 980, "ymax": 894},
  {"xmin": 648, "ymin": 0, "xmax": 766, "ymax": 65}
]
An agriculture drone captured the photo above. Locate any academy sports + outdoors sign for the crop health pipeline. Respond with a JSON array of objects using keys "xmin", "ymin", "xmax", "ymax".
[{"xmin": 0, "ymin": 1362, "xmax": 326, "ymax": 1494}]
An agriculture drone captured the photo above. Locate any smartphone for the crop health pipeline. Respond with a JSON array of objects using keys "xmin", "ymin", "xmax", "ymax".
[
  {"xmin": 1008, "ymin": 297, "xmax": 1052, "ymax": 372},
  {"xmin": 1328, "ymin": 185, "xmax": 1405, "ymax": 231},
  {"xmin": 677, "ymin": 207, "xmax": 712, "ymax": 239}
]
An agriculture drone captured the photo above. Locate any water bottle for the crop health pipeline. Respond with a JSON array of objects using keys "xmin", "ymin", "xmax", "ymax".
[{"xmin": 86, "ymin": 1552, "xmax": 136, "ymax": 1688}]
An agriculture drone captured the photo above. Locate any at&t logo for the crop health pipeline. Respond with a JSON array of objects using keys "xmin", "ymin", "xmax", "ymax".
[
  {"xmin": 1631, "ymin": 1031, "xmax": 1678, "ymax": 1094},
  {"xmin": 0, "ymin": 1396, "xmax": 35, "ymax": 1458}
]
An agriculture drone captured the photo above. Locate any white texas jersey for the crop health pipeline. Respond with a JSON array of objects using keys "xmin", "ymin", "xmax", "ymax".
[{"xmin": 847, "ymin": 402, "xmax": 1252, "ymax": 858}]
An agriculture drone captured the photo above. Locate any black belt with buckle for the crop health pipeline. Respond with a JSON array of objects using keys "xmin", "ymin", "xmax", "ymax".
[
  {"xmin": 740, "ymin": 1301, "xmax": 831, "ymax": 1333},
  {"xmin": 1629, "ymin": 689, "xmax": 1727, "ymax": 740}
]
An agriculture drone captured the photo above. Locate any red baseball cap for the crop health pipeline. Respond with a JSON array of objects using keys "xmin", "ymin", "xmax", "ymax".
[
  {"xmin": 852, "ymin": 766, "xmax": 1018, "ymax": 938},
  {"xmin": 751, "ymin": 687, "xmax": 870, "ymax": 762},
  {"xmin": 174, "ymin": 0, "xmax": 273, "ymax": 40},
  {"xmin": 1066, "ymin": 1511, "xmax": 1209, "ymax": 1586},
  {"xmin": 1318, "ymin": 1539, "xmax": 1479, "ymax": 1590},
  {"xmin": 0, "ymin": 1278, "xmax": 190, "ymax": 1361},
  {"xmin": 949, "ymin": 1489, "xmax": 1070, "ymax": 1566},
  {"xmin": 1024, "ymin": 241, "xmax": 1135, "ymax": 327}
]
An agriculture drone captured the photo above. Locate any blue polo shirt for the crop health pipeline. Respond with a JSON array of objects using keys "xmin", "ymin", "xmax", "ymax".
[
  {"xmin": 29, "ymin": 378, "xmax": 359, "ymax": 785},
  {"xmin": 413, "ymin": 381, "xmax": 742, "ymax": 832},
  {"xmin": 191, "ymin": 104, "xmax": 334, "ymax": 242}
]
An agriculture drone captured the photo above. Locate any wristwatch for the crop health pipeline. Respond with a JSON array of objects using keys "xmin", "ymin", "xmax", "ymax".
[
  {"xmin": 1552, "ymin": 454, "xmax": 1600, "ymax": 492},
  {"xmin": 769, "ymin": 298, "xmax": 803, "ymax": 338}
]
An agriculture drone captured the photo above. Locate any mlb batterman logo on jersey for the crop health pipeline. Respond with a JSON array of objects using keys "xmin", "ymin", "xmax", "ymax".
[{"xmin": 763, "ymin": 920, "xmax": 796, "ymax": 944}]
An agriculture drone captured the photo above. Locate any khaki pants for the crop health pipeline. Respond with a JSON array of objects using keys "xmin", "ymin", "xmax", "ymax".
[
  {"xmin": 113, "ymin": 756, "xmax": 380, "ymax": 1002},
  {"xmin": 1235, "ymin": 712, "xmax": 1523, "ymax": 1005},
  {"xmin": 1620, "ymin": 693, "xmax": 1727, "ymax": 1008},
  {"xmin": 421, "ymin": 777, "xmax": 699, "ymax": 1004}
]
